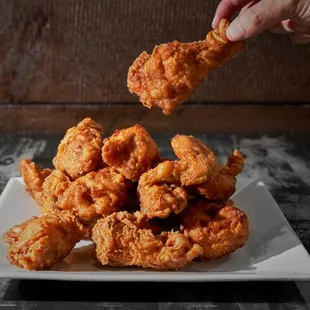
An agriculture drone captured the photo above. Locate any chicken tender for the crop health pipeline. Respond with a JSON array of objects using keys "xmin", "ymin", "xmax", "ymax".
[
  {"xmin": 3, "ymin": 211, "xmax": 84, "ymax": 270},
  {"xmin": 56, "ymin": 167, "xmax": 129, "ymax": 221},
  {"xmin": 138, "ymin": 161, "xmax": 188, "ymax": 219},
  {"xmin": 181, "ymin": 200, "xmax": 249, "ymax": 260},
  {"xmin": 53, "ymin": 118, "xmax": 103, "ymax": 180},
  {"xmin": 20, "ymin": 159, "xmax": 52, "ymax": 205},
  {"xmin": 127, "ymin": 19, "xmax": 245, "ymax": 115},
  {"xmin": 102, "ymin": 124, "xmax": 159, "ymax": 182},
  {"xmin": 171, "ymin": 135, "xmax": 218, "ymax": 186},
  {"xmin": 195, "ymin": 150, "xmax": 244, "ymax": 201},
  {"xmin": 92, "ymin": 211, "xmax": 202, "ymax": 270}
]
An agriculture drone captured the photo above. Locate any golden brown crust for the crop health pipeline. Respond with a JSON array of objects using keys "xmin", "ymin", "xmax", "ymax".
[
  {"xmin": 53, "ymin": 118, "xmax": 104, "ymax": 180},
  {"xmin": 137, "ymin": 161, "xmax": 188, "ymax": 219},
  {"xmin": 171, "ymin": 135, "xmax": 218, "ymax": 186},
  {"xmin": 127, "ymin": 19, "xmax": 245, "ymax": 115},
  {"xmin": 20, "ymin": 159, "xmax": 52, "ymax": 205},
  {"xmin": 56, "ymin": 167, "xmax": 129, "ymax": 221},
  {"xmin": 181, "ymin": 200, "xmax": 249, "ymax": 260},
  {"xmin": 102, "ymin": 124, "xmax": 159, "ymax": 182},
  {"xmin": 4, "ymin": 211, "xmax": 83, "ymax": 270},
  {"xmin": 194, "ymin": 150, "xmax": 244, "ymax": 201},
  {"xmin": 92, "ymin": 211, "xmax": 202, "ymax": 270}
]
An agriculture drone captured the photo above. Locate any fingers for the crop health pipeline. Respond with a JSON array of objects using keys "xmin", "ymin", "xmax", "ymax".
[
  {"xmin": 212, "ymin": 0, "xmax": 252, "ymax": 29},
  {"xmin": 226, "ymin": 0, "xmax": 294, "ymax": 41},
  {"xmin": 290, "ymin": 33, "xmax": 310, "ymax": 43}
]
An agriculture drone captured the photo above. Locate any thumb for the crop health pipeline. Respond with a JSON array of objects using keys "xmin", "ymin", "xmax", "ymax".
[{"xmin": 226, "ymin": 0, "xmax": 296, "ymax": 41}]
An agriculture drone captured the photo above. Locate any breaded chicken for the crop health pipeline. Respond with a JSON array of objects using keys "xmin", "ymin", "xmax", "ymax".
[
  {"xmin": 171, "ymin": 135, "xmax": 218, "ymax": 186},
  {"xmin": 3, "ymin": 211, "xmax": 84, "ymax": 270},
  {"xmin": 181, "ymin": 200, "xmax": 249, "ymax": 260},
  {"xmin": 20, "ymin": 159, "xmax": 52, "ymax": 205},
  {"xmin": 53, "ymin": 118, "xmax": 103, "ymax": 180},
  {"xmin": 128, "ymin": 19, "xmax": 245, "ymax": 115},
  {"xmin": 102, "ymin": 124, "xmax": 159, "ymax": 182},
  {"xmin": 92, "ymin": 211, "xmax": 202, "ymax": 270},
  {"xmin": 194, "ymin": 150, "xmax": 244, "ymax": 201},
  {"xmin": 56, "ymin": 167, "xmax": 129, "ymax": 221},
  {"xmin": 137, "ymin": 161, "xmax": 188, "ymax": 219}
]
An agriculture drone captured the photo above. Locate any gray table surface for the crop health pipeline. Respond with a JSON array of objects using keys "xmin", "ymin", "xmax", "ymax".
[{"xmin": 0, "ymin": 132, "xmax": 310, "ymax": 309}]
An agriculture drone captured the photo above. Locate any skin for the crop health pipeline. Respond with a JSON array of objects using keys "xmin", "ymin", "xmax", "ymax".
[{"xmin": 212, "ymin": 0, "xmax": 310, "ymax": 44}]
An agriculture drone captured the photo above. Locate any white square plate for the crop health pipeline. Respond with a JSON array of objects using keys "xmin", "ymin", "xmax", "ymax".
[{"xmin": 0, "ymin": 177, "xmax": 310, "ymax": 282}]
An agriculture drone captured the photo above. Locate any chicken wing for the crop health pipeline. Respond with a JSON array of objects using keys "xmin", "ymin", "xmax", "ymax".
[
  {"xmin": 92, "ymin": 211, "xmax": 202, "ymax": 270},
  {"xmin": 20, "ymin": 159, "xmax": 52, "ymax": 205},
  {"xmin": 181, "ymin": 200, "xmax": 249, "ymax": 260},
  {"xmin": 3, "ymin": 211, "xmax": 84, "ymax": 270},
  {"xmin": 56, "ymin": 167, "xmax": 129, "ymax": 221},
  {"xmin": 102, "ymin": 124, "xmax": 159, "ymax": 182},
  {"xmin": 53, "ymin": 118, "xmax": 104, "ymax": 180},
  {"xmin": 137, "ymin": 161, "xmax": 188, "ymax": 219},
  {"xmin": 127, "ymin": 19, "xmax": 245, "ymax": 115}
]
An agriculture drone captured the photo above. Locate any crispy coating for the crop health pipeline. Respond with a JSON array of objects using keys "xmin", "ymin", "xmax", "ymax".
[
  {"xmin": 127, "ymin": 19, "xmax": 245, "ymax": 115},
  {"xmin": 181, "ymin": 200, "xmax": 249, "ymax": 260},
  {"xmin": 138, "ymin": 161, "xmax": 188, "ymax": 219},
  {"xmin": 171, "ymin": 135, "xmax": 218, "ymax": 186},
  {"xmin": 40, "ymin": 170, "xmax": 71, "ymax": 214},
  {"xmin": 3, "ymin": 211, "xmax": 84, "ymax": 270},
  {"xmin": 92, "ymin": 211, "xmax": 202, "ymax": 270},
  {"xmin": 53, "ymin": 118, "xmax": 103, "ymax": 180},
  {"xmin": 20, "ymin": 159, "xmax": 52, "ymax": 205},
  {"xmin": 102, "ymin": 124, "xmax": 159, "ymax": 182},
  {"xmin": 56, "ymin": 167, "xmax": 129, "ymax": 221},
  {"xmin": 194, "ymin": 150, "xmax": 244, "ymax": 201}
]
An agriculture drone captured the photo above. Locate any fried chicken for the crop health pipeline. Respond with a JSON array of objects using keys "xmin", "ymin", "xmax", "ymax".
[
  {"xmin": 53, "ymin": 118, "xmax": 104, "ymax": 180},
  {"xmin": 20, "ymin": 159, "xmax": 52, "ymax": 205},
  {"xmin": 40, "ymin": 170, "xmax": 71, "ymax": 214},
  {"xmin": 127, "ymin": 19, "xmax": 245, "ymax": 115},
  {"xmin": 92, "ymin": 211, "xmax": 202, "ymax": 270},
  {"xmin": 171, "ymin": 135, "xmax": 218, "ymax": 186},
  {"xmin": 102, "ymin": 124, "xmax": 159, "ymax": 182},
  {"xmin": 3, "ymin": 211, "xmax": 84, "ymax": 270},
  {"xmin": 56, "ymin": 167, "xmax": 129, "ymax": 221},
  {"xmin": 137, "ymin": 161, "xmax": 188, "ymax": 219},
  {"xmin": 181, "ymin": 200, "xmax": 249, "ymax": 260},
  {"xmin": 194, "ymin": 150, "xmax": 244, "ymax": 201}
]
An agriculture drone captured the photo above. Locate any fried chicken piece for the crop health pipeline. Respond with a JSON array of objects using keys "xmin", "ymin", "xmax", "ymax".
[
  {"xmin": 137, "ymin": 161, "xmax": 188, "ymax": 219},
  {"xmin": 56, "ymin": 167, "xmax": 129, "ymax": 221},
  {"xmin": 92, "ymin": 211, "xmax": 202, "ymax": 270},
  {"xmin": 40, "ymin": 170, "xmax": 71, "ymax": 214},
  {"xmin": 20, "ymin": 159, "xmax": 52, "ymax": 205},
  {"xmin": 127, "ymin": 19, "xmax": 245, "ymax": 115},
  {"xmin": 194, "ymin": 150, "xmax": 244, "ymax": 201},
  {"xmin": 53, "ymin": 118, "xmax": 103, "ymax": 180},
  {"xmin": 171, "ymin": 135, "xmax": 218, "ymax": 186},
  {"xmin": 181, "ymin": 200, "xmax": 249, "ymax": 260},
  {"xmin": 3, "ymin": 211, "xmax": 84, "ymax": 270},
  {"xmin": 102, "ymin": 124, "xmax": 159, "ymax": 182}
]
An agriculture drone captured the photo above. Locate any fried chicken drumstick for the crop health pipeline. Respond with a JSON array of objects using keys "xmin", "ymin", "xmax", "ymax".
[
  {"xmin": 127, "ymin": 19, "xmax": 245, "ymax": 115},
  {"xmin": 92, "ymin": 211, "xmax": 202, "ymax": 270}
]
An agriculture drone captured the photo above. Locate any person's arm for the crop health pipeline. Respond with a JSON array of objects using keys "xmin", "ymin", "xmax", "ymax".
[{"xmin": 212, "ymin": 0, "xmax": 310, "ymax": 44}]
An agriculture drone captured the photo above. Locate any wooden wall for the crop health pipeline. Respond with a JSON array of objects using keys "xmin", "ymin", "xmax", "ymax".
[{"xmin": 0, "ymin": 0, "xmax": 310, "ymax": 104}]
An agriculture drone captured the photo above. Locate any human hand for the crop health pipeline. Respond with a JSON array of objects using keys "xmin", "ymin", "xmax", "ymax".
[{"xmin": 212, "ymin": 0, "xmax": 310, "ymax": 43}]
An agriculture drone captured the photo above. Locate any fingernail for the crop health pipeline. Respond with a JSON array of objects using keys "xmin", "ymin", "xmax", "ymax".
[
  {"xmin": 227, "ymin": 22, "xmax": 243, "ymax": 41},
  {"xmin": 211, "ymin": 18, "xmax": 217, "ymax": 29}
]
